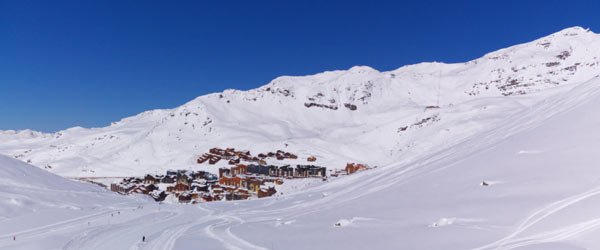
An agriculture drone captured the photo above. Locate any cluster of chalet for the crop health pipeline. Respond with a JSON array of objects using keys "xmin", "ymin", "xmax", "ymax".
[
  {"xmin": 108, "ymin": 146, "xmax": 370, "ymax": 204},
  {"xmin": 330, "ymin": 163, "xmax": 372, "ymax": 177},
  {"xmin": 197, "ymin": 148, "xmax": 254, "ymax": 165},
  {"xmin": 110, "ymin": 169, "xmax": 270, "ymax": 203},
  {"xmin": 218, "ymin": 165, "xmax": 279, "ymax": 199},
  {"xmin": 220, "ymin": 164, "xmax": 326, "ymax": 180},
  {"xmin": 218, "ymin": 163, "xmax": 327, "ymax": 199},
  {"xmin": 257, "ymin": 150, "xmax": 298, "ymax": 161},
  {"xmin": 197, "ymin": 147, "xmax": 316, "ymax": 166},
  {"xmin": 345, "ymin": 163, "xmax": 369, "ymax": 174},
  {"xmin": 221, "ymin": 164, "xmax": 326, "ymax": 179}
]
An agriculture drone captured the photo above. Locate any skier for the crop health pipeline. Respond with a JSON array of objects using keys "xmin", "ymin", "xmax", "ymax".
[
  {"xmin": 13, "ymin": 236, "xmax": 15, "ymax": 241},
  {"xmin": 142, "ymin": 236, "xmax": 146, "ymax": 242}
]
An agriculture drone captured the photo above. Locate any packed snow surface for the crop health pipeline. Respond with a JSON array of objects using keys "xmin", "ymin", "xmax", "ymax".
[{"xmin": 2, "ymin": 27, "xmax": 600, "ymax": 249}]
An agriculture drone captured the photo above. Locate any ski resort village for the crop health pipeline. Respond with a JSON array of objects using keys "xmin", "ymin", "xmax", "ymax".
[
  {"xmin": 5, "ymin": 16, "xmax": 600, "ymax": 249},
  {"xmin": 106, "ymin": 147, "xmax": 370, "ymax": 203}
]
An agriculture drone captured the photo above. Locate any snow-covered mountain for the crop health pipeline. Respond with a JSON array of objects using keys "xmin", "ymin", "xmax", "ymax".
[
  {"xmin": 2, "ymin": 64, "xmax": 600, "ymax": 250},
  {"xmin": 2, "ymin": 26, "xmax": 599, "ymax": 178},
  {"xmin": 4, "ymin": 26, "xmax": 600, "ymax": 250}
]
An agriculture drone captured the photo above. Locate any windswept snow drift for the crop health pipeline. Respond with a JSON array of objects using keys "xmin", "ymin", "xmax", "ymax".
[{"xmin": 2, "ymin": 27, "xmax": 600, "ymax": 249}]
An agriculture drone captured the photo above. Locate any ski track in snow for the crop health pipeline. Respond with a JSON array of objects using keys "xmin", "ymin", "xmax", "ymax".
[
  {"xmin": 0, "ymin": 209, "xmax": 119, "ymax": 241},
  {"xmin": 142, "ymin": 220, "xmax": 197, "ymax": 250},
  {"xmin": 219, "ymin": 216, "xmax": 268, "ymax": 250},
  {"xmin": 62, "ymin": 211, "xmax": 180, "ymax": 250},
  {"xmin": 474, "ymin": 185, "xmax": 600, "ymax": 250},
  {"xmin": 203, "ymin": 215, "xmax": 268, "ymax": 250},
  {"xmin": 53, "ymin": 205, "xmax": 270, "ymax": 250},
  {"xmin": 517, "ymin": 150, "xmax": 543, "ymax": 155}
]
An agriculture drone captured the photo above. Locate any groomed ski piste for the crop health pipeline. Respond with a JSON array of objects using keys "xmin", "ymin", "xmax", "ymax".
[{"xmin": 3, "ymin": 27, "xmax": 600, "ymax": 249}]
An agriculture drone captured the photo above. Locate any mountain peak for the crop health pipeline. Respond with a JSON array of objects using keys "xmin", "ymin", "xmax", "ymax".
[
  {"xmin": 348, "ymin": 65, "xmax": 379, "ymax": 74},
  {"xmin": 544, "ymin": 26, "xmax": 594, "ymax": 40},
  {"xmin": 557, "ymin": 26, "xmax": 589, "ymax": 34}
]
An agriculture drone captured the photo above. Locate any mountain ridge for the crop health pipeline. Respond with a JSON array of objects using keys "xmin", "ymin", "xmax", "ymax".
[{"xmin": 1, "ymin": 26, "xmax": 599, "ymax": 178}]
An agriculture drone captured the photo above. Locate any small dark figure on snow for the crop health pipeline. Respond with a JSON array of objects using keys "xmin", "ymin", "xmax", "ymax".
[
  {"xmin": 142, "ymin": 236, "xmax": 146, "ymax": 242},
  {"xmin": 13, "ymin": 236, "xmax": 15, "ymax": 241}
]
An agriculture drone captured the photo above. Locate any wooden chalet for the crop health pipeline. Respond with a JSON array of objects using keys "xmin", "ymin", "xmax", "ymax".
[
  {"xmin": 208, "ymin": 156, "xmax": 222, "ymax": 165},
  {"xmin": 231, "ymin": 164, "xmax": 247, "ymax": 176},
  {"xmin": 219, "ymin": 176, "xmax": 244, "ymax": 188},
  {"xmin": 226, "ymin": 191, "xmax": 250, "ymax": 201},
  {"xmin": 285, "ymin": 152, "xmax": 298, "ymax": 159},
  {"xmin": 228, "ymin": 158, "xmax": 241, "ymax": 165},
  {"xmin": 258, "ymin": 185, "xmax": 277, "ymax": 198},
  {"xmin": 209, "ymin": 147, "xmax": 225, "ymax": 156},
  {"xmin": 191, "ymin": 183, "xmax": 209, "ymax": 192},
  {"xmin": 247, "ymin": 179, "xmax": 264, "ymax": 192},
  {"xmin": 247, "ymin": 164, "xmax": 271, "ymax": 176},
  {"xmin": 150, "ymin": 190, "xmax": 167, "ymax": 201},
  {"xmin": 110, "ymin": 183, "xmax": 135, "ymax": 193},
  {"xmin": 178, "ymin": 192, "xmax": 192, "ymax": 203},
  {"xmin": 296, "ymin": 165, "xmax": 326, "ymax": 177},
  {"xmin": 197, "ymin": 154, "xmax": 210, "ymax": 164},
  {"xmin": 176, "ymin": 175, "xmax": 190, "ymax": 185},
  {"xmin": 161, "ymin": 175, "xmax": 176, "ymax": 184},
  {"xmin": 144, "ymin": 174, "xmax": 160, "ymax": 184},
  {"xmin": 219, "ymin": 168, "xmax": 231, "ymax": 178},
  {"xmin": 224, "ymin": 149, "xmax": 236, "ymax": 158},
  {"xmin": 201, "ymin": 193, "xmax": 214, "ymax": 202},
  {"xmin": 167, "ymin": 183, "xmax": 189, "ymax": 193},
  {"xmin": 345, "ymin": 163, "xmax": 368, "ymax": 174},
  {"xmin": 275, "ymin": 165, "xmax": 294, "ymax": 177}
]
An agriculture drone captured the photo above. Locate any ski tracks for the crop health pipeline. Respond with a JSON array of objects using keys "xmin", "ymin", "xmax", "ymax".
[
  {"xmin": 0, "ymin": 209, "xmax": 114, "ymax": 241},
  {"xmin": 62, "ymin": 210, "xmax": 179, "ymax": 250},
  {"xmin": 475, "ymin": 185, "xmax": 600, "ymax": 250},
  {"xmin": 204, "ymin": 215, "xmax": 268, "ymax": 250},
  {"xmin": 143, "ymin": 216, "xmax": 213, "ymax": 250}
]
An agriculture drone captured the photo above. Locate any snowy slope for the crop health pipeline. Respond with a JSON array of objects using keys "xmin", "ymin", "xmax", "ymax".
[
  {"xmin": 215, "ymin": 75, "xmax": 600, "ymax": 250},
  {"xmin": 0, "ymin": 155, "xmax": 140, "ymax": 237},
  {"xmin": 0, "ymin": 154, "xmax": 106, "ymax": 218},
  {"xmin": 2, "ymin": 68, "xmax": 600, "ymax": 250},
  {"xmin": 2, "ymin": 27, "xmax": 600, "ymax": 178},
  {"xmin": 0, "ymin": 156, "xmax": 202, "ymax": 250}
]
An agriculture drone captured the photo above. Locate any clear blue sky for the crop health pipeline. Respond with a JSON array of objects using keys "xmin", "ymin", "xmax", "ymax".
[{"xmin": 1, "ymin": 0, "xmax": 599, "ymax": 132}]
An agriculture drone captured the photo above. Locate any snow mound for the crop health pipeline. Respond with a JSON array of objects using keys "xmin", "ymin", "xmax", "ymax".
[
  {"xmin": 430, "ymin": 217, "xmax": 456, "ymax": 227},
  {"xmin": 333, "ymin": 217, "xmax": 375, "ymax": 228}
]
